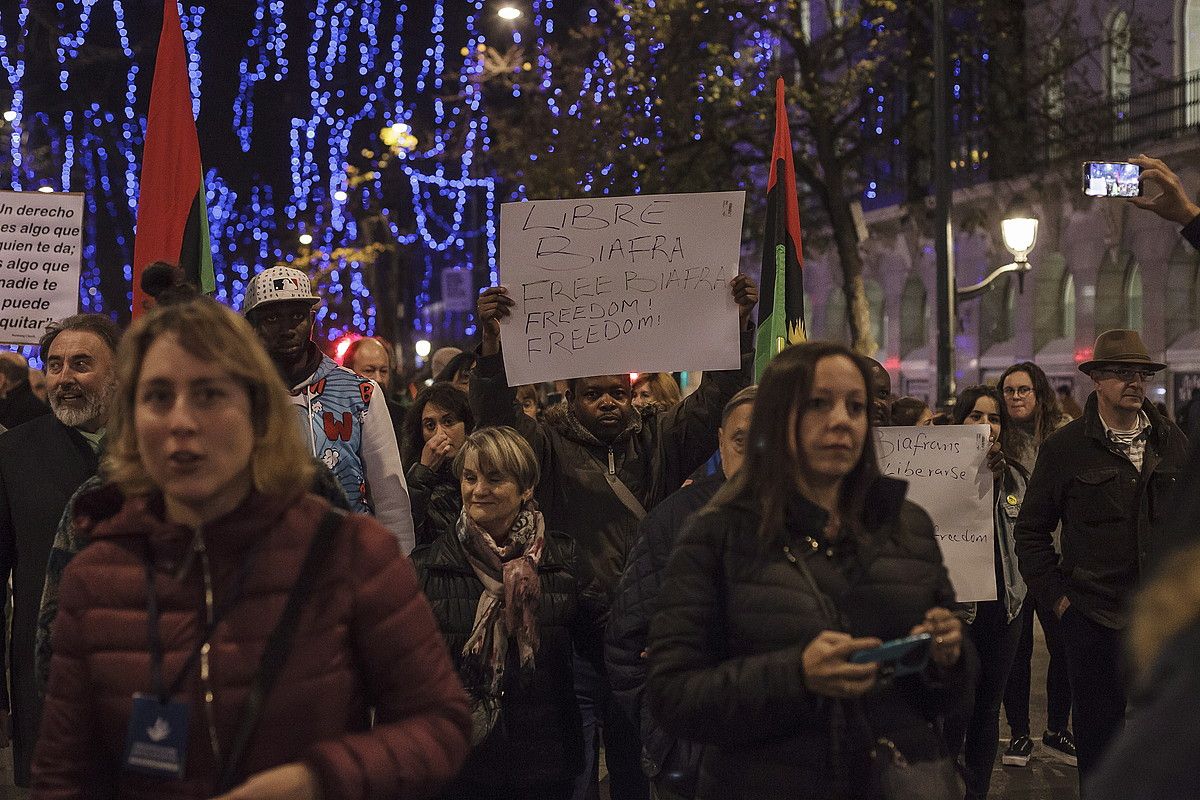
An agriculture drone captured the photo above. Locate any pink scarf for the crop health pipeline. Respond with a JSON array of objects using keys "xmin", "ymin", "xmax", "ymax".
[{"xmin": 457, "ymin": 501, "xmax": 546, "ymax": 700}]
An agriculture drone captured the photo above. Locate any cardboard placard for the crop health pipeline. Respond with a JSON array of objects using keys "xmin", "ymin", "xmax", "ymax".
[
  {"xmin": 0, "ymin": 191, "xmax": 84, "ymax": 345},
  {"xmin": 497, "ymin": 191, "xmax": 745, "ymax": 385},
  {"xmin": 874, "ymin": 424, "xmax": 997, "ymax": 602}
]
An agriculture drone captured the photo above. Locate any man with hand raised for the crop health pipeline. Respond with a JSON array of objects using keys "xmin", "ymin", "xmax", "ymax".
[{"xmin": 473, "ymin": 276, "xmax": 757, "ymax": 800}]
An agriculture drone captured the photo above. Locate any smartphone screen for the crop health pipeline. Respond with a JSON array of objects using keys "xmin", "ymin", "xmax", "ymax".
[{"xmin": 1083, "ymin": 161, "xmax": 1142, "ymax": 197}]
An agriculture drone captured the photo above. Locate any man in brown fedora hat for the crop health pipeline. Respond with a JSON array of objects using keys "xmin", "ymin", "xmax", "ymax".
[{"xmin": 1014, "ymin": 328, "xmax": 1189, "ymax": 791}]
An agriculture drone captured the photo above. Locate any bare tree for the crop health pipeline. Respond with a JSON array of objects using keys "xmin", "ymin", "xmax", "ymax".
[{"xmin": 483, "ymin": 0, "xmax": 1151, "ymax": 355}]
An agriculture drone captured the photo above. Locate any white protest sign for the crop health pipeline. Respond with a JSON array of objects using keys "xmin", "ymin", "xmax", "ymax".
[
  {"xmin": 441, "ymin": 267, "xmax": 474, "ymax": 313},
  {"xmin": 874, "ymin": 425, "xmax": 996, "ymax": 602},
  {"xmin": 497, "ymin": 191, "xmax": 745, "ymax": 385},
  {"xmin": 0, "ymin": 191, "xmax": 84, "ymax": 345}
]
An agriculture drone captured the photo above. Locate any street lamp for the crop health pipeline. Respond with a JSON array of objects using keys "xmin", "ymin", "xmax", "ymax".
[
  {"xmin": 415, "ymin": 339, "xmax": 432, "ymax": 359},
  {"xmin": 956, "ymin": 212, "xmax": 1039, "ymax": 302},
  {"xmin": 2, "ymin": 110, "xmax": 15, "ymax": 123},
  {"xmin": 1000, "ymin": 216, "xmax": 1038, "ymax": 261},
  {"xmin": 298, "ymin": 232, "xmax": 313, "ymax": 246},
  {"xmin": 497, "ymin": 5, "xmax": 522, "ymax": 20}
]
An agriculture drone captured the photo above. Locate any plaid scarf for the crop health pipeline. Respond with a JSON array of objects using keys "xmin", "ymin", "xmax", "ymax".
[{"xmin": 456, "ymin": 501, "xmax": 546, "ymax": 703}]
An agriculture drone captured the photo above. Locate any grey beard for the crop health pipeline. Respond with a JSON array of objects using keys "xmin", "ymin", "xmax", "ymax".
[{"xmin": 50, "ymin": 385, "xmax": 112, "ymax": 430}]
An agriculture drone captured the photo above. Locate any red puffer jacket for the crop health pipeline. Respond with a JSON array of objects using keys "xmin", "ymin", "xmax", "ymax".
[{"xmin": 31, "ymin": 487, "xmax": 471, "ymax": 800}]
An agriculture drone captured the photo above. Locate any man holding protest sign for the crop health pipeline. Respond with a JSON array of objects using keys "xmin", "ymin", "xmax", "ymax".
[{"xmin": 473, "ymin": 272, "xmax": 757, "ymax": 800}]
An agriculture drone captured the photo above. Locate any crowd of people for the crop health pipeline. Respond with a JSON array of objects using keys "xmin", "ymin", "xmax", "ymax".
[{"xmin": 0, "ymin": 156, "xmax": 1198, "ymax": 800}]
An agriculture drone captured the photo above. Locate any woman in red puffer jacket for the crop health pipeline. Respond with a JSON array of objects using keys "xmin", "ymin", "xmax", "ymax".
[{"xmin": 32, "ymin": 294, "xmax": 470, "ymax": 800}]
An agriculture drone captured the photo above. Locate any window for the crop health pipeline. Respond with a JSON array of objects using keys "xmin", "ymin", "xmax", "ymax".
[
  {"xmin": 865, "ymin": 278, "xmax": 887, "ymax": 355},
  {"xmin": 1043, "ymin": 38, "xmax": 1067, "ymax": 157},
  {"xmin": 1062, "ymin": 272, "xmax": 1077, "ymax": 340},
  {"xmin": 1033, "ymin": 252, "xmax": 1068, "ymax": 351},
  {"xmin": 1125, "ymin": 261, "xmax": 1143, "ymax": 330},
  {"xmin": 1165, "ymin": 241, "xmax": 1200, "ymax": 345},
  {"xmin": 900, "ymin": 275, "xmax": 927, "ymax": 357},
  {"xmin": 1186, "ymin": 0, "xmax": 1200, "ymax": 124},
  {"xmin": 980, "ymin": 275, "xmax": 1016, "ymax": 353},
  {"xmin": 1095, "ymin": 250, "xmax": 1132, "ymax": 333},
  {"xmin": 1108, "ymin": 10, "xmax": 1132, "ymax": 140},
  {"xmin": 825, "ymin": 286, "xmax": 847, "ymax": 341}
]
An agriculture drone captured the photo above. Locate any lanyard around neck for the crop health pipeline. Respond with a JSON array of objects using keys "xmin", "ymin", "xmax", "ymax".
[{"xmin": 143, "ymin": 537, "xmax": 258, "ymax": 705}]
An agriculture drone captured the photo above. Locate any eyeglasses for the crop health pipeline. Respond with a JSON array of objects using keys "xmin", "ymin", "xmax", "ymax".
[
  {"xmin": 1094, "ymin": 367, "xmax": 1156, "ymax": 382},
  {"xmin": 1002, "ymin": 386, "xmax": 1034, "ymax": 398}
]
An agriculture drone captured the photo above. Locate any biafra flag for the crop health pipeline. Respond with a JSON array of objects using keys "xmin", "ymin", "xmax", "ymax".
[
  {"xmin": 754, "ymin": 77, "xmax": 807, "ymax": 380},
  {"xmin": 131, "ymin": 0, "xmax": 214, "ymax": 317}
]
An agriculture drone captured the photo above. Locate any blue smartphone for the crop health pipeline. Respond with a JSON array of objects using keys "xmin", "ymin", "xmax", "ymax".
[{"xmin": 848, "ymin": 632, "xmax": 932, "ymax": 678}]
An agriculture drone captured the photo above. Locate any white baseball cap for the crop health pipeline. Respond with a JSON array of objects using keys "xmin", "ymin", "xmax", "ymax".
[{"xmin": 243, "ymin": 265, "xmax": 321, "ymax": 316}]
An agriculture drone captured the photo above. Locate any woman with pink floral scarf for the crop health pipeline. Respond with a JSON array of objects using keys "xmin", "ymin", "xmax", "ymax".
[{"xmin": 413, "ymin": 426, "xmax": 606, "ymax": 800}]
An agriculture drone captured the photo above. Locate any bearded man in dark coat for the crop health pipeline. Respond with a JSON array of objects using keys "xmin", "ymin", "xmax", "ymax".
[{"xmin": 0, "ymin": 314, "xmax": 120, "ymax": 786}]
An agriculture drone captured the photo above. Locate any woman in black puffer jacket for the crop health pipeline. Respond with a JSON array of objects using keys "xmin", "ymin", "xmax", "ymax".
[
  {"xmin": 413, "ymin": 426, "xmax": 605, "ymax": 800},
  {"xmin": 404, "ymin": 382, "xmax": 475, "ymax": 548},
  {"xmin": 647, "ymin": 342, "xmax": 977, "ymax": 800}
]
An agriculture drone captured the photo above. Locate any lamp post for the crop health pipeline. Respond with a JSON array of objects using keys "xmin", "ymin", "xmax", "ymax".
[
  {"xmin": 933, "ymin": 0, "xmax": 954, "ymax": 407},
  {"xmin": 956, "ymin": 215, "xmax": 1039, "ymax": 302},
  {"xmin": 931, "ymin": 0, "xmax": 1039, "ymax": 404}
]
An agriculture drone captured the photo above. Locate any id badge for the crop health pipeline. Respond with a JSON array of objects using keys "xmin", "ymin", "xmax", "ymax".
[{"xmin": 123, "ymin": 693, "xmax": 189, "ymax": 779}]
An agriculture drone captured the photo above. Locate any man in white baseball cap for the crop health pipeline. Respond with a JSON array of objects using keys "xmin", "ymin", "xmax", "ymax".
[{"xmin": 243, "ymin": 265, "xmax": 415, "ymax": 552}]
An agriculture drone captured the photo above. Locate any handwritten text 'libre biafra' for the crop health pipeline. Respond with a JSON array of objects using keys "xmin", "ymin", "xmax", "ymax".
[{"xmin": 520, "ymin": 199, "xmax": 697, "ymax": 269}]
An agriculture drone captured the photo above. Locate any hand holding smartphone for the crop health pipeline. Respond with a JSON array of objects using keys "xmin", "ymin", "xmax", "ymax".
[{"xmin": 848, "ymin": 632, "xmax": 932, "ymax": 679}]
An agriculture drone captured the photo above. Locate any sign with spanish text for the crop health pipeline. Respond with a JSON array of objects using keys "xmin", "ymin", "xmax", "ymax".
[
  {"xmin": 0, "ymin": 191, "xmax": 84, "ymax": 346},
  {"xmin": 497, "ymin": 191, "xmax": 745, "ymax": 385},
  {"xmin": 874, "ymin": 424, "xmax": 997, "ymax": 602}
]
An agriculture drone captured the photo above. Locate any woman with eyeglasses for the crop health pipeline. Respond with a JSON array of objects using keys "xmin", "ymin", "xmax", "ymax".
[
  {"xmin": 995, "ymin": 361, "xmax": 1076, "ymax": 769},
  {"xmin": 32, "ymin": 296, "xmax": 470, "ymax": 800},
  {"xmin": 947, "ymin": 385, "xmax": 1028, "ymax": 800},
  {"xmin": 646, "ymin": 342, "xmax": 975, "ymax": 800}
]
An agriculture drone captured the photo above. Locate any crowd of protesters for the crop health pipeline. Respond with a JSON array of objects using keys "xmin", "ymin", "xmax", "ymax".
[{"xmin": 0, "ymin": 155, "xmax": 1198, "ymax": 800}]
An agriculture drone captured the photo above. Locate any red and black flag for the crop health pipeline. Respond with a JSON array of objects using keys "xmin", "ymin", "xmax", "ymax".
[
  {"xmin": 131, "ymin": 0, "xmax": 214, "ymax": 317},
  {"xmin": 755, "ymin": 77, "xmax": 806, "ymax": 379}
]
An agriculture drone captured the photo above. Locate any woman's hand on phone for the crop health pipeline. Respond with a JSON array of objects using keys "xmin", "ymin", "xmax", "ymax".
[
  {"xmin": 801, "ymin": 631, "xmax": 883, "ymax": 699},
  {"xmin": 910, "ymin": 608, "xmax": 963, "ymax": 668}
]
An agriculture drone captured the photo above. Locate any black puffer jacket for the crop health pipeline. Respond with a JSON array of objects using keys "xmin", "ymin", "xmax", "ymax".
[
  {"xmin": 406, "ymin": 463, "xmax": 462, "ymax": 549},
  {"xmin": 606, "ymin": 473, "xmax": 724, "ymax": 797},
  {"xmin": 412, "ymin": 528, "xmax": 606, "ymax": 792},
  {"xmin": 646, "ymin": 477, "xmax": 976, "ymax": 800},
  {"xmin": 469, "ymin": 330, "xmax": 754, "ymax": 600}
]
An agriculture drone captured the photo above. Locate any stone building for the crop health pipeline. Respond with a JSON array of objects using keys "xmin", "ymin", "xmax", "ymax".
[{"xmin": 799, "ymin": 0, "xmax": 1200, "ymax": 412}]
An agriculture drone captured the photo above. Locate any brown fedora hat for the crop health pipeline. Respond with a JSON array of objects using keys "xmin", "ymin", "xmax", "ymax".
[{"xmin": 1078, "ymin": 329, "xmax": 1167, "ymax": 374}]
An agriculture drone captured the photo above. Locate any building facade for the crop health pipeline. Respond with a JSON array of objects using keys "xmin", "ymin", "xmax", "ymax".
[{"xmin": 799, "ymin": 0, "xmax": 1200, "ymax": 412}]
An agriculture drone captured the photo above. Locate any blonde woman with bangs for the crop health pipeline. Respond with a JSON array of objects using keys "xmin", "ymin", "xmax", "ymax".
[
  {"xmin": 32, "ymin": 294, "xmax": 470, "ymax": 800},
  {"xmin": 413, "ymin": 426, "xmax": 604, "ymax": 800}
]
